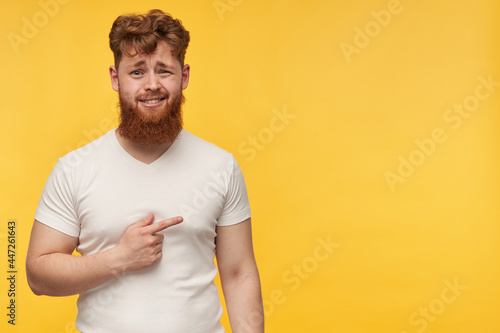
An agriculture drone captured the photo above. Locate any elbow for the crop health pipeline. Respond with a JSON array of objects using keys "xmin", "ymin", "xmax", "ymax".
[
  {"xmin": 221, "ymin": 265, "xmax": 261, "ymax": 287},
  {"xmin": 26, "ymin": 261, "xmax": 47, "ymax": 296},
  {"xmin": 26, "ymin": 275, "xmax": 43, "ymax": 296},
  {"xmin": 28, "ymin": 283, "xmax": 44, "ymax": 296},
  {"xmin": 27, "ymin": 279, "xmax": 61, "ymax": 297},
  {"xmin": 26, "ymin": 270, "xmax": 43, "ymax": 296}
]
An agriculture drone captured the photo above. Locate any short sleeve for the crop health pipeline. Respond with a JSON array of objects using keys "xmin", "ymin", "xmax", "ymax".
[
  {"xmin": 34, "ymin": 158, "xmax": 81, "ymax": 237},
  {"xmin": 217, "ymin": 156, "xmax": 251, "ymax": 226}
]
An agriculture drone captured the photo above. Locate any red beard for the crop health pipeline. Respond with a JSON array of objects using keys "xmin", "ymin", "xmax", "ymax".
[{"xmin": 117, "ymin": 91, "xmax": 184, "ymax": 146}]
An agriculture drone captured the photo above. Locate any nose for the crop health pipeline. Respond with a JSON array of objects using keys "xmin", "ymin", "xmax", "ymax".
[{"xmin": 144, "ymin": 73, "xmax": 161, "ymax": 91}]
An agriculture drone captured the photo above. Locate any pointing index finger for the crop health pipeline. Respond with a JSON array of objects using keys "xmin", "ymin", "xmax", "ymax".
[{"xmin": 147, "ymin": 216, "xmax": 183, "ymax": 234}]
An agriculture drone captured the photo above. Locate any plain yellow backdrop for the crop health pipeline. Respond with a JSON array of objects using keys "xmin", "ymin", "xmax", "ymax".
[{"xmin": 1, "ymin": 0, "xmax": 499, "ymax": 332}]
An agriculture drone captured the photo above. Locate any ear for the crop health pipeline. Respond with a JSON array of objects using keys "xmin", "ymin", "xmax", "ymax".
[
  {"xmin": 109, "ymin": 66, "xmax": 119, "ymax": 92},
  {"xmin": 181, "ymin": 64, "xmax": 190, "ymax": 90}
]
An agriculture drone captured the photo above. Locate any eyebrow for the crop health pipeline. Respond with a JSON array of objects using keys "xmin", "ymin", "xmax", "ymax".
[
  {"xmin": 131, "ymin": 60, "xmax": 146, "ymax": 68},
  {"xmin": 157, "ymin": 62, "xmax": 174, "ymax": 69},
  {"xmin": 129, "ymin": 60, "xmax": 175, "ymax": 69}
]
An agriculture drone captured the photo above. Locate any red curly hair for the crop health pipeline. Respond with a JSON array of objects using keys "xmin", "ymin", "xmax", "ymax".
[{"xmin": 109, "ymin": 9, "xmax": 190, "ymax": 69}]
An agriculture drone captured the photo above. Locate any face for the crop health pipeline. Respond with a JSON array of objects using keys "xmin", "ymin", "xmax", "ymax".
[{"xmin": 109, "ymin": 41, "xmax": 190, "ymax": 146}]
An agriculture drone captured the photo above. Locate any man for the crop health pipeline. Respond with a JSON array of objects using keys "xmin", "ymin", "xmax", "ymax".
[{"xmin": 26, "ymin": 9, "xmax": 264, "ymax": 333}]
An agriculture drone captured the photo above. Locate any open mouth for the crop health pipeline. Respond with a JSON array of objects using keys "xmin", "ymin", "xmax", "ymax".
[
  {"xmin": 141, "ymin": 98, "xmax": 165, "ymax": 104},
  {"xmin": 139, "ymin": 97, "xmax": 167, "ymax": 107}
]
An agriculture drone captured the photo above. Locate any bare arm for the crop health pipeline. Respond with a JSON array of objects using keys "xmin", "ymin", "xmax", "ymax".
[
  {"xmin": 216, "ymin": 218, "xmax": 264, "ymax": 333},
  {"xmin": 26, "ymin": 214, "xmax": 182, "ymax": 296}
]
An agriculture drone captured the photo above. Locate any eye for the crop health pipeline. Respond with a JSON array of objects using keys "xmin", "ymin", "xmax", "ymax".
[
  {"xmin": 159, "ymin": 70, "xmax": 171, "ymax": 75},
  {"xmin": 130, "ymin": 70, "xmax": 142, "ymax": 76}
]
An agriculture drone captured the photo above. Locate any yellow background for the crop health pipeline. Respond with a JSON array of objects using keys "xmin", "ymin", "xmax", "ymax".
[{"xmin": 1, "ymin": 0, "xmax": 499, "ymax": 332}]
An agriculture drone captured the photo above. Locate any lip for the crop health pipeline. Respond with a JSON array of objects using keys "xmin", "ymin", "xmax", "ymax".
[{"xmin": 138, "ymin": 97, "xmax": 166, "ymax": 108}]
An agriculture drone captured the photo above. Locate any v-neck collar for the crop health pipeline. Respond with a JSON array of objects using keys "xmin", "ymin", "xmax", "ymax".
[{"xmin": 109, "ymin": 128, "xmax": 184, "ymax": 171}]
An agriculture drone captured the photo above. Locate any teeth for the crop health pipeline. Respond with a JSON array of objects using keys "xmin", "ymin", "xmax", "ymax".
[{"xmin": 142, "ymin": 99, "xmax": 162, "ymax": 104}]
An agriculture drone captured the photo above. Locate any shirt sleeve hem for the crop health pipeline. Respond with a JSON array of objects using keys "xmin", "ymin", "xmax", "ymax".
[
  {"xmin": 217, "ymin": 210, "xmax": 251, "ymax": 227},
  {"xmin": 34, "ymin": 210, "xmax": 80, "ymax": 238}
]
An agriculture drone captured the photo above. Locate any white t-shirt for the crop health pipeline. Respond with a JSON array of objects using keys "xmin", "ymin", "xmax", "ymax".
[{"xmin": 35, "ymin": 129, "xmax": 251, "ymax": 333}]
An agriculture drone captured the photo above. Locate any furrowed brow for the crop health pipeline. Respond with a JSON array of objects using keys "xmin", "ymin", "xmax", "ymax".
[
  {"xmin": 157, "ymin": 63, "xmax": 172, "ymax": 69},
  {"xmin": 131, "ymin": 60, "xmax": 146, "ymax": 68}
]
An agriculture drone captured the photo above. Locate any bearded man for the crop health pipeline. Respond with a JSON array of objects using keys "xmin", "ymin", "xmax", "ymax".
[{"xmin": 26, "ymin": 9, "xmax": 264, "ymax": 333}]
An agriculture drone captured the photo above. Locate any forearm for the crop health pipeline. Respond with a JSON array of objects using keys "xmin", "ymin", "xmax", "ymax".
[
  {"xmin": 27, "ymin": 248, "xmax": 120, "ymax": 297},
  {"xmin": 222, "ymin": 268, "xmax": 264, "ymax": 333},
  {"xmin": 27, "ymin": 215, "xmax": 179, "ymax": 297}
]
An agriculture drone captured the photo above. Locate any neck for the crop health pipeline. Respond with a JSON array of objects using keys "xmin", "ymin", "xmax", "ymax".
[{"xmin": 115, "ymin": 130, "xmax": 174, "ymax": 164}]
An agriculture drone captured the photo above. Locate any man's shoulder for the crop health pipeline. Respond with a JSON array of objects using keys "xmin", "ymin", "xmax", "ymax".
[
  {"xmin": 181, "ymin": 130, "xmax": 234, "ymax": 160},
  {"xmin": 58, "ymin": 129, "xmax": 115, "ymax": 169}
]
